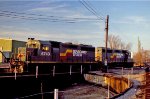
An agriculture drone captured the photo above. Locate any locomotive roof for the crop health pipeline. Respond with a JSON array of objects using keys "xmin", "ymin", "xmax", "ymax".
[
  {"xmin": 39, "ymin": 40, "xmax": 51, "ymax": 45},
  {"xmin": 49, "ymin": 40, "xmax": 61, "ymax": 43},
  {"xmin": 80, "ymin": 44, "xmax": 93, "ymax": 47},
  {"xmin": 27, "ymin": 38, "xmax": 94, "ymax": 47},
  {"xmin": 97, "ymin": 47, "xmax": 129, "ymax": 51},
  {"xmin": 62, "ymin": 42, "xmax": 93, "ymax": 47}
]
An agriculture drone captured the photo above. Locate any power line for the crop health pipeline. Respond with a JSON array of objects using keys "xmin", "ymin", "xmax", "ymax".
[
  {"xmin": 79, "ymin": 0, "xmax": 104, "ymax": 21},
  {"xmin": 86, "ymin": 0, "xmax": 105, "ymax": 19},
  {"xmin": 0, "ymin": 10, "xmax": 99, "ymax": 21},
  {"xmin": 82, "ymin": 0, "xmax": 104, "ymax": 20},
  {"xmin": 0, "ymin": 14, "xmax": 75, "ymax": 23},
  {"xmin": 0, "ymin": 10, "xmax": 100, "ymax": 23},
  {"xmin": 0, "ymin": 11, "xmax": 76, "ymax": 23}
]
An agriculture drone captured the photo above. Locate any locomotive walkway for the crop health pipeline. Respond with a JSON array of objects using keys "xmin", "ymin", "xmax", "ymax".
[{"xmin": 0, "ymin": 63, "xmax": 10, "ymax": 68}]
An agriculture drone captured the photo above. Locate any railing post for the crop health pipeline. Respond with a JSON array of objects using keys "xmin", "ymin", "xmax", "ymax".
[
  {"xmin": 107, "ymin": 77, "xmax": 110, "ymax": 99},
  {"xmin": 53, "ymin": 66, "xmax": 55, "ymax": 77},
  {"xmin": 54, "ymin": 89, "xmax": 58, "ymax": 99},
  {"xmin": 90, "ymin": 65, "xmax": 91, "ymax": 71},
  {"xmin": 41, "ymin": 82, "xmax": 43, "ymax": 99},
  {"xmin": 36, "ymin": 66, "xmax": 38, "ymax": 78},
  {"xmin": 131, "ymin": 67, "xmax": 133, "ymax": 74},
  {"xmin": 9, "ymin": 63, "xmax": 11, "ymax": 73},
  {"xmin": 122, "ymin": 67, "xmax": 124, "ymax": 75},
  {"xmin": 81, "ymin": 65, "xmax": 82, "ymax": 74},
  {"xmin": 128, "ymin": 73, "xmax": 130, "ymax": 87},
  {"xmin": 70, "ymin": 65, "xmax": 72, "ymax": 75},
  {"xmin": 27, "ymin": 61, "xmax": 29, "ymax": 72},
  {"xmin": 15, "ymin": 66, "xmax": 16, "ymax": 80}
]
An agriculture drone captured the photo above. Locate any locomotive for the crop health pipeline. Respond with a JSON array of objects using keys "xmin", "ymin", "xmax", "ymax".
[
  {"xmin": 95, "ymin": 47, "xmax": 133, "ymax": 68},
  {"xmin": 18, "ymin": 38, "xmax": 95, "ymax": 63},
  {"xmin": 11, "ymin": 38, "xmax": 133, "ymax": 73}
]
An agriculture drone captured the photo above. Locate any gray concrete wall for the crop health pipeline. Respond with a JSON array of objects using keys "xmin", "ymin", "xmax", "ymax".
[{"xmin": 84, "ymin": 73, "xmax": 132, "ymax": 94}]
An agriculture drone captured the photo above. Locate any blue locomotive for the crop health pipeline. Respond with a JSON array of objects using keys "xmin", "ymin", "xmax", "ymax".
[
  {"xmin": 18, "ymin": 38, "xmax": 95, "ymax": 63},
  {"xmin": 14, "ymin": 38, "xmax": 133, "ymax": 73}
]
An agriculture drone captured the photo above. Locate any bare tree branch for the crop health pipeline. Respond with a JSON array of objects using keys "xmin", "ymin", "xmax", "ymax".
[{"xmin": 108, "ymin": 34, "xmax": 132, "ymax": 51}]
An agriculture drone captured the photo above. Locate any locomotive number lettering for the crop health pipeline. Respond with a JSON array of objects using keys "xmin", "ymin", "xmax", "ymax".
[
  {"xmin": 73, "ymin": 50, "xmax": 87, "ymax": 57},
  {"xmin": 116, "ymin": 53, "xmax": 124, "ymax": 58},
  {"xmin": 41, "ymin": 52, "xmax": 51, "ymax": 56}
]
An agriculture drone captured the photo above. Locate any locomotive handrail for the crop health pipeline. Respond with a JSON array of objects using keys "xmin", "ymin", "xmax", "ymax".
[
  {"xmin": 0, "ymin": 50, "xmax": 8, "ymax": 62},
  {"xmin": 0, "ymin": 71, "xmax": 85, "ymax": 79}
]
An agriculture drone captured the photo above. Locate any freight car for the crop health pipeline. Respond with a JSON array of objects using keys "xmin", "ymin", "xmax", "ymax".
[{"xmin": 10, "ymin": 38, "xmax": 133, "ymax": 73}]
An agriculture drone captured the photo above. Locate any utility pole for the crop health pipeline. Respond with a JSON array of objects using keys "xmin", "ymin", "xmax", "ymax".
[
  {"xmin": 138, "ymin": 37, "xmax": 142, "ymax": 66},
  {"xmin": 105, "ymin": 15, "xmax": 109, "ymax": 72}
]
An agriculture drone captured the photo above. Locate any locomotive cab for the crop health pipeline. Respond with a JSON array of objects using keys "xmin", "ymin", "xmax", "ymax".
[
  {"xmin": 26, "ymin": 38, "xmax": 40, "ymax": 61},
  {"xmin": 26, "ymin": 38, "xmax": 52, "ymax": 63},
  {"xmin": 26, "ymin": 38, "xmax": 40, "ymax": 49}
]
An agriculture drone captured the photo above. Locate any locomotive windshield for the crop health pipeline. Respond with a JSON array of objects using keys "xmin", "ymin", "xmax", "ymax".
[{"xmin": 26, "ymin": 40, "xmax": 40, "ymax": 49}]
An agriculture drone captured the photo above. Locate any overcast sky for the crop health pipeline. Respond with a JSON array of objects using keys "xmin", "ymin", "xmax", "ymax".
[{"xmin": 0, "ymin": 0, "xmax": 150, "ymax": 52}]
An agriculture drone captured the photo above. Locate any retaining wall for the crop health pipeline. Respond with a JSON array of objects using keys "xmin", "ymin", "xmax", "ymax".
[{"xmin": 84, "ymin": 73, "xmax": 132, "ymax": 96}]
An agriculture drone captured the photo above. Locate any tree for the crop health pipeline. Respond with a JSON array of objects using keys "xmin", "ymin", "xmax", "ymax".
[
  {"xmin": 133, "ymin": 51, "xmax": 142, "ymax": 66},
  {"xmin": 124, "ymin": 42, "xmax": 132, "ymax": 51},
  {"xmin": 108, "ymin": 34, "xmax": 121, "ymax": 49},
  {"xmin": 108, "ymin": 34, "xmax": 132, "ymax": 51},
  {"xmin": 132, "ymin": 37, "xmax": 144, "ymax": 66}
]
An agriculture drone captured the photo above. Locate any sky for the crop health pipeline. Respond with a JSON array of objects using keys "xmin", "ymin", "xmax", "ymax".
[{"xmin": 0, "ymin": 0, "xmax": 150, "ymax": 52}]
